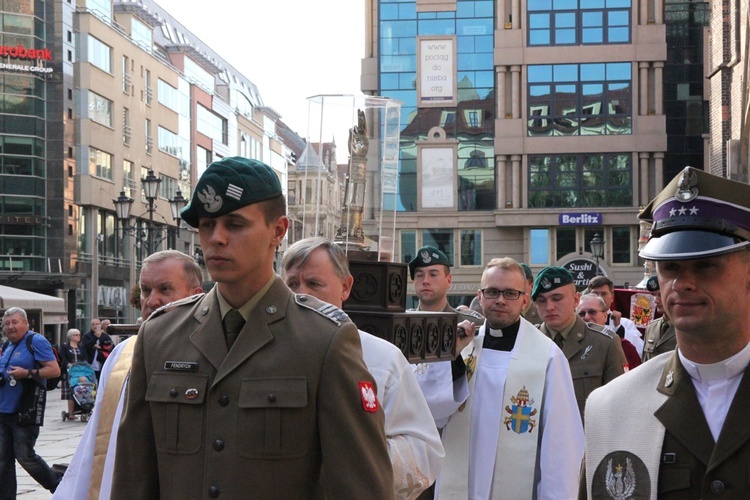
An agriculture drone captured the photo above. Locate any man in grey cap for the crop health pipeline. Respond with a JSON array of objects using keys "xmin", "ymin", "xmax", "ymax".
[
  {"xmin": 112, "ymin": 157, "xmax": 393, "ymax": 499},
  {"xmin": 641, "ymin": 275, "xmax": 676, "ymax": 362},
  {"xmin": 581, "ymin": 167, "xmax": 750, "ymax": 499}
]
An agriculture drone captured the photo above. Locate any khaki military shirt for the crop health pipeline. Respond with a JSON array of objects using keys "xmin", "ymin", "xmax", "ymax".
[
  {"xmin": 539, "ymin": 316, "xmax": 627, "ymax": 418},
  {"xmin": 642, "ymin": 317, "xmax": 677, "ymax": 362}
]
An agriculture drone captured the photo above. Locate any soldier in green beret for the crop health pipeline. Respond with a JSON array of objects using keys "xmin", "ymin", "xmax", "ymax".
[
  {"xmin": 112, "ymin": 157, "xmax": 394, "ymax": 499},
  {"xmin": 532, "ymin": 266, "xmax": 627, "ymax": 418},
  {"xmin": 408, "ymin": 245, "xmax": 484, "ymax": 326},
  {"xmin": 641, "ymin": 275, "xmax": 676, "ymax": 362},
  {"xmin": 519, "ymin": 263, "xmax": 542, "ymax": 326},
  {"xmin": 582, "ymin": 167, "xmax": 750, "ymax": 499}
]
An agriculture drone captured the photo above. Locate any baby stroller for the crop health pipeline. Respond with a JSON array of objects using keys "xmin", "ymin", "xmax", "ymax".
[{"xmin": 62, "ymin": 362, "xmax": 97, "ymax": 422}]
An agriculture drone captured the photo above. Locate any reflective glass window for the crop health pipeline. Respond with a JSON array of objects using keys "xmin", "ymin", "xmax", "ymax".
[
  {"xmin": 527, "ymin": 0, "xmax": 630, "ymax": 46},
  {"xmin": 400, "ymin": 230, "xmax": 416, "ymax": 263},
  {"xmin": 528, "ymin": 153, "xmax": 632, "ymax": 208},
  {"xmin": 460, "ymin": 230, "xmax": 482, "ymax": 266},
  {"xmin": 89, "ymin": 147, "xmax": 112, "ymax": 180},
  {"xmin": 422, "ymin": 229, "xmax": 454, "ymax": 265},
  {"xmin": 88, "ymin": 35, "xmax": 111, "ymax": 73},
  {"xmin": 530, "ymin": 228, "xmax": 549, "ymax": 265},
  {"xmin": 88, "ymin": 91, "xmax": 112, "ymax": 127}
]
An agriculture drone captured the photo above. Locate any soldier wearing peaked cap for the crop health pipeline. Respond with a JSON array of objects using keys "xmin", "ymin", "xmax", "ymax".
[
  {"xmin": 112, "ymin": 157, "xmax": 394, "ymax": 499},
  {"xmin": 641, "ymin": 275, "xmax": 676, "ymax": 362},
  {"xmin": 532, "ymin": 266, "xmax": 628, "ymax": 419},
  {"xmin": 582, "ymin": 167, "xmax": 750, "ymax": 500}
]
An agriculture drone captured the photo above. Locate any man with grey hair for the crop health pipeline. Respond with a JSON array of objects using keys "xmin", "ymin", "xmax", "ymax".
[
  {"xmin": 282, "ymin": 237, "xmax": 444, "ymax": 499},
  {"xmin": 54, "ymin": 250, "xmax": 203, "ymax": 499},
  {"xmin": 1, "ymin": 307, "xmax": 62, "ymax": 496}
]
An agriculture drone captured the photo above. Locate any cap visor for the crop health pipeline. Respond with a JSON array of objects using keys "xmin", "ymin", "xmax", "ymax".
[{"xmin": 640, "ymin": 230, "xmax": 750, "ymax": 260}]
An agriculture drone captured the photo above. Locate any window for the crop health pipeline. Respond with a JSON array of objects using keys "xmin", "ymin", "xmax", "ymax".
[
  {"xmin": 158, "ymin": 126, "xmax": 180, "ymax": 157},
  {"xmin": 131, "ymin": 18, "xmax": 152, "ymax": 52},
  {"xmin": 122, "ymin": 56, "xmax": 131, "ymax": 93},
  {"xmin": 144, "ymin": 69, "xmax": 152, "ymax": 106},
  {"xmin": 197, "ymin": 105, "xmax": 228, "ymax": 145},
  {"xmin": 196, "ymin": 145, "xmax": 211, "ymax": 178},
  {"xmin": 123, "ymin": 160, "xmax": 135, "ymax": 197},
  {"xmin": 530, "ymin": 228, "xmax": 549, "ymax": 265},
  {"xmin": 88, "ymin": 91, "xmax": 113, "ymax": 127},
  {"xmin": 86, "ymin": 0, "xmax": 112, "ymax": 22},
  {"xmin": 528, "ymin": 0, "xmax": 631, "ymax": 46},
  {"xmin": 145, "ymin": 119, "xmax": 152, "ymax": 154},
  {"xmin": 401, "ymin": 230, "xmax": 416, "ymax": 264},
  {"xmin": 528, "ymin": 62, "xmax": 632, "ymax": 136},
  {"xmin": 422, "ymin": 229, "xmax": 454, "ymax": 266},
  {"xmin": 460, "ymin": 230, "xmax": 482, "ymax": 266},
  {"xmin": 556, "ymin": 227, "xmax": 577, "ymax": 261},
  {"xmin": 159, "ymin": 175, "xmax": 178, "ymax": 199},
  {"xmin": 611, "ymin": 226, "xmax": 631, "ymax": 264},
  {"xmin": 529, "ymin": 153, "xmax": 632, "ymax": 208},
  {"xmin": 87, "ymin": 35, "xmax": 111, "ymax": 73},
  {"xmin": 89, "ymin": 147, "xmax": 112, "ymax": 180},
  {"xmin": 157, "ymin": 79, "xmax": 180, "ymax": 112},
  {"xmin": 123, "ymin": 108, "xmax": 130, "ymax": 145},
  {"xmin": 184, "ymin": 57, "xmax": 214, "ymax": 92}
]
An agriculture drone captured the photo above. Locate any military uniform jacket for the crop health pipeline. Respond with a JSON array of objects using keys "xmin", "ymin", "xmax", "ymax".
[
  {"xmin": 539, "ymin": 316, "xmax": 627, "ymax": 417},
  {"xmin": 112, "ymin": 278, "xmax": 394, "ymax": 499},
  {"xmin": 583, "ymin": 350, "xmax": 750, "ymax": 499},
  {"xmin": 413, "ymin": 303, "xmax": 484, "ymax": 327},
  {"xmin": 642, "ymin": 317, "xmax": 676, "ymax": 362}
]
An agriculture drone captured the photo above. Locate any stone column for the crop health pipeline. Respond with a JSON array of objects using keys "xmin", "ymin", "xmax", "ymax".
[
  {"xmin": 639, "ymin": 152, "xmax": 650, "ymax": 206},
  {"xmin": 639, "ymin": 62, "xmax": 649, "ymax": 115},
  {"xmin": 497, "ymin": 66, "xmax": 507, "ymax": 119},
  {"xmin": 497, "ymin": 155, "xmax": 507, "ymax": 208},
  {"xmin": 654, "ymin": 152, "xmax": 665, "ymax": 192},
  {"xmin": 511, "ymin": 154, "xmax": 522, "ymax": 208},
  {"xmin": 511, "ymin": 65, "xmax": 521, "ymax": 118},
  {"xmin": 653, "ymin": 61, "xmax": 664, "ymax": 114}
]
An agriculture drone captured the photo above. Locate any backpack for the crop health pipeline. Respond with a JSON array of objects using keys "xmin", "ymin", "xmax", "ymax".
[{"xmin": 1, "ymin": 334, "xmax": 62, "ymax": 391}]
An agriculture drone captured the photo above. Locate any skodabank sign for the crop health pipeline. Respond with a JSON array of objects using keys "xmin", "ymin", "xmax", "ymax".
[{"xmin": 0, "ymin": 44, "xmax": 54, "ymax": 75}]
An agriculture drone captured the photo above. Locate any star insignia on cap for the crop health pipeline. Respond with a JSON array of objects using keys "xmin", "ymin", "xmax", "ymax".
[
  {"xmin": 669, "ymin": 208, "xmax": 677, "ymax": 217},
  {"xmin": 678, "ymin": 206, "xmax": 687, "ymax": 216},
  {"xmin": 689, "ymin": 206, "xmax": 699, "ymax": 215}
]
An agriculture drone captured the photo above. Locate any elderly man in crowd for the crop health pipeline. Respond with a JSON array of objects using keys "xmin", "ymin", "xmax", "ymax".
[
  {"xmin": 533, "ymin": 267, "xmax": 627, "ymax": 418},
  {"xmin": 586, "ymin": 275, "xmax": 645, "ymax": 356},
  {"xmin": 577, "ymin": 294, "xmax": 641, "ymax": 370},
  {"xmin": 112, "ymin": 157, "xmax": 393, "ymax": 498},
  {"xmin": 282, "ymin": 237, "xmax": 444, "ymax": 499},
  {"xmin": 416, "ymin": 257, "xmax": 583, "ymax": 499},
  {"xmin": 582, "ymin": 167, "xmax": 750, "ymax": 498},
  {"xmin": 0, "ymin": 307, "xmax": 62, "ymax": 497},
  {"xmin": 54, "ymin": 250, "xmax": 203, "ymax": 499}
]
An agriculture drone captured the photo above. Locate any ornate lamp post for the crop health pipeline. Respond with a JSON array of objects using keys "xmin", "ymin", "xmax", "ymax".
[
  {"xmin": 112, "ymin": 169, "xmax": 187, "ymax": 256},
  {"xmin": 590, "ymin": 233, "xmax": 605, "ymax": 276}
]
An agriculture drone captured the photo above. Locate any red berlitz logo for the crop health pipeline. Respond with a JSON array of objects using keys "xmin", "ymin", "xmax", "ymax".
[{"xmin": 358, "ymin": 381, "xmax": 379, "ymax": 413}]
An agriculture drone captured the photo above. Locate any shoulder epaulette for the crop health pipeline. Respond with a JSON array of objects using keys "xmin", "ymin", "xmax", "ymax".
[
  {"xmin": 586, "ymin": 322, "xmax": 613, "ymax": 338},
  {"xmin": 462, "ymin": 309, "xmax": 484, "ymax": 320},
  {"xmin": 148, "ymin": 293, "xmax": 205, "ymax": 320},
  {"xmin": 294, "ymin": 294, "xmax": 349, "ymax": 326}
]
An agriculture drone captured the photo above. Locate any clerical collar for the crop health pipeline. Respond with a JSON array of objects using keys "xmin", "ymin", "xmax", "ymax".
[
  {"xmin": 679, "ymin": 341, "xmax": 750, "ymax": 382},
  {"xmin": 483, "ymin": 319, "xmax": 521, "ymax": 352}
]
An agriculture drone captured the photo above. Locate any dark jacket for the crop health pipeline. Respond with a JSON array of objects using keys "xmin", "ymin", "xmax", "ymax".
[
  {"xmin": 81, "ymin": 331, "xmax": 113, "ymax": 365},
  {"xmin": 59, "ymin": 342, "xmax": 89, "ymax": 372}
]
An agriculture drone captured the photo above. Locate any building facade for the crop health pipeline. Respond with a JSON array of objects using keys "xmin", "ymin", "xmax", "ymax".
[
  {"xmin": 361, "ymin": 0, "xmax": 735, "ymax": 306},
  {"xmin": 0, "ymin": 0, "xmax": 300, "ymax": 338}
]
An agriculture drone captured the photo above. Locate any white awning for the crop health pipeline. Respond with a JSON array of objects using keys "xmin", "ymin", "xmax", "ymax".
[{"xmin": 0, "ymin": 285, "xmax": 68, "ymax": 324}]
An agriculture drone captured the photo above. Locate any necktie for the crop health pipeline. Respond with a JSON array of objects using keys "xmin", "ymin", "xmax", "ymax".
[
  {"xmin": 223, "ymin": 309, "xmax": 245, "ymax": 348},
  {"xmin": 554, "ymin": 333, "xmax": 565, "ymax": 350}
]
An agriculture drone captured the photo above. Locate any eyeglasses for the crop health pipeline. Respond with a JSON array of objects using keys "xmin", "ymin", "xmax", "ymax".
[
  {"xmin": 479, "ymin": 288, "xmax": 525, "ymax": 301},
  {"xmin": 578, "ymin": 309, "xmax": 605, "ymax": 317}
]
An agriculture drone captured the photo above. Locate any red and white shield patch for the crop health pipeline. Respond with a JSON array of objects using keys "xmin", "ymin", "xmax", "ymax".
[{"xmin": 358, "ymin": 381, "xmax": 379, "ymax": 413}]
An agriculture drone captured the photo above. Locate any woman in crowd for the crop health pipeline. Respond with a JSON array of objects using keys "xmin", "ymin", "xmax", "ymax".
[{"xmin": 59, "ymin": 328, "xmax": 88, "ymax": 420}]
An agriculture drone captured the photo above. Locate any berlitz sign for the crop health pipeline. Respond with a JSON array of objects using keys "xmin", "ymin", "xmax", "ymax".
[{"xmin": 559, "ymin": 212, "xmax": 602, "ymax": 225}]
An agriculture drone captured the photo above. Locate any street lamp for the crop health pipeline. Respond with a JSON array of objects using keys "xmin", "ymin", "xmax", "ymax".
[
  {"xmin": 590, "ymin": 233, "xmax": 605, "ymax": 276},
  {"xmin": 112, "ymin": 169, "xmax": 187, "ymax": 256}
]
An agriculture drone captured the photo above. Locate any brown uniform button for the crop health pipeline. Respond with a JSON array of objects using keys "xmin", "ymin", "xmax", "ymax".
[
  {"xmin": 213, "ymin": 439, "xmax": 225, "ymax": 451},
  {"xmin": 218, "ymin": 395, "xmax": 229, "ymax": 406},
  {"xmin": 710, "ymin": 480, "xmax": 725, "ymax": 494},
  {"xmin": 268, "ymin": 393, "xmax": 276, "ymax": 403},
  {"xmin": 208, "ymin": 485, "xmax": 220, "ymax": 498}
]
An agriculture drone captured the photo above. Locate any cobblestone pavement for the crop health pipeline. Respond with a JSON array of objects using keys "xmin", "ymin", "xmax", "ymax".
[{"xmin": 15, "ymin": 394, "xmax": 87, "ymax": 498}]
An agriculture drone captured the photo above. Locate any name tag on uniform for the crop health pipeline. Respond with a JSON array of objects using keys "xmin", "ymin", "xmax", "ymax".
[{"xmin": 164, "ymin": 361, "xmax": 199, "ymax": 372}]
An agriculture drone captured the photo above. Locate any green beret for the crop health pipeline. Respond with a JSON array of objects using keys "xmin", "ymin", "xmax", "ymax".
[
  {"xmin": 520, "ymin": 263, "xmax": 534, "ymax": 282},
  {"xmin": 645, "ymin": 275, "xmax": 659, "ymax": 293},
  {"xmin": 531, "ymin": 266, "xmax": 574, "ymax": 300},
  {"xmin": 181, "ymin": 157, "xmax": 282, "ymax": 228},
  {"xmin": 408, "ymin": 246, "xmax": 451, "ymax": 279},
  {"xmin": 638, "ymin": 167, "xmax": 750, "ymax": 260}
]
